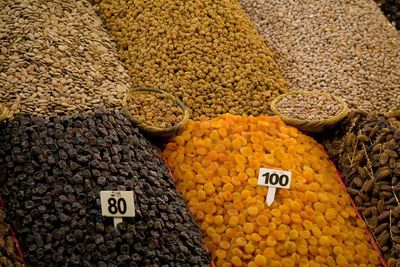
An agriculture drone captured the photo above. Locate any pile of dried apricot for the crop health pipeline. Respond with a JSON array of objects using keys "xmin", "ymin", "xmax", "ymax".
[{"xmin": 163, "ymin": 114, "xmax": 381, "ymax": 266}]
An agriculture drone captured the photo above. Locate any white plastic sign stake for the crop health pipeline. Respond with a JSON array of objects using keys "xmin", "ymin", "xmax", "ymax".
[
  {"xmin": 257, "ymin": 168, "xmax": 292, "ymax": 206},
  {"xmin": 100, "ymin": 191, "xmax": 135, "ymax": 227}
]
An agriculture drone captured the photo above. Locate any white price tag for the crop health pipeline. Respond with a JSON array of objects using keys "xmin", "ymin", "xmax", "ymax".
[
  {"xmin": 257, "ymin": 168, "xmax": 292, "ymax": 206},
  {"xmin": 100, "ymin": 191, "xmax": 135, "ymax": 227}
]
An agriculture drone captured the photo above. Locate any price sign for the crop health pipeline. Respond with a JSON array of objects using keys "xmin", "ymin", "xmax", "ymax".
[
  {"xmin": 258, "ymin": 168, "xmax": 292, "ymax": 206},
  {"xmin": 100, "ymin": 191, "xmax": 135, "ymax": 227}
]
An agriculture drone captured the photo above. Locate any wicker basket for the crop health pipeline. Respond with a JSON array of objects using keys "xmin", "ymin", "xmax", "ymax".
[
  {"xmin": 270, "ymin": 91, "xmax": 349, "ymax": 133},
  {"xmin": 122, "ymin": 88, "xmax": 190, "ymax": 138},
  {"xmin": 0, "ymin": 104, "xmax": 9, "ymax": 122}
]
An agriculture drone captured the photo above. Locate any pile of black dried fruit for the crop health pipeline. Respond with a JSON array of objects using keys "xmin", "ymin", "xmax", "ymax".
[
  {"xmin": 324, "ymin": 111, "xmax": 400, "ymax": 266},
  {"xmin": 378, "ymin": 0, "xmax": 400, "ymax": 30},
  {"xmin": 0, "ymin": 208, "xmax": 24, "ymax": 267},
  {"xmin": 0, "ymin": 110, "xmax": 210, "ymax": 266}
]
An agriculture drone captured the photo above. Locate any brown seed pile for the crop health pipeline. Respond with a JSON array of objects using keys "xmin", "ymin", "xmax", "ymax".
[
  {"xmin": 240, "ymin": 0, "xmax": 400, "ymax": 113},
  {"xmin": 0, "ymin": 0, "xmax": 131, "ymax": 118},
  {"xmin": 276, "ymin": 92, "xmax": 342, "ymax": 120},
  {"xmin": 0, "ymin": 208, "xmax": 24, "ymax": 267},
  {"xmin": 126, "ymin": 92, "xmax": 183, "ymax": 128},
  {"xmin": 94, "ymin": 0, "xmax": 287, "ymax": 119},
  {"xmin": 324, "ymin": 111, "xmax": 400, "ymax": 266}
]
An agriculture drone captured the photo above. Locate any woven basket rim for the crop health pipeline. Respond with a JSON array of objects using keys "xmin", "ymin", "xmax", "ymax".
[
  {"xmin": 270, "ymin": 90, "xmax": 349, "ymax": 129},
  {"xmin": 0, "ymin": 104, "xmax": 9, "ymax": 122},
  {"xmin": 122, "ymin": 87, "xmax": 190, "ymax": 135}
]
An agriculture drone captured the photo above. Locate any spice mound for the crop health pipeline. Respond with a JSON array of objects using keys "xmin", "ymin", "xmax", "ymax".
[
  {"xmin": 276, "ymin": 92, "xmax": 342, "ymax": 120},
  {"xmin": 126, "ymin": 92, "xmax": 183, "ymax": 128}
]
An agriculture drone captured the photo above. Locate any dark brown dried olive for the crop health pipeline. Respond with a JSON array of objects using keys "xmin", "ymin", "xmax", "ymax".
[
  {"xmin": 367, "ymin": 216, "xmax": 378, "ymax": 228},
  {"xmin": 362, "ymin": 179, "xmax": 375, "ymax": 192},
  {"xmin": 377, "ymin": 211, "xmax": 390, "ymax": 222},
  {"xmin": 352, "ymin": 177, "xmax": 364, "ymax": 188},
  {"xmin": 374, "ymin": 223, "xmax": 389, "ymax": 236},
  {"xmin": 377, "ymin": 231, "xmax": 390, "ymax": 247},
  {"xmin": 357, "ymin": 134, "xmax": 370, "ymax": 142},
  {"xmin": 346, "ymin": 187, "xmax": 359, "ymax": 196},
  {"xmin": 379, "ymin": 153, "xmax": 389, "ymax": 166},
  {"xmin": 377, "ymin": 199, "xmax": 385, "ymax": 214},
  {"xmin": 375, "ymin": 167, "xmax": 391, "ymax": 181}
]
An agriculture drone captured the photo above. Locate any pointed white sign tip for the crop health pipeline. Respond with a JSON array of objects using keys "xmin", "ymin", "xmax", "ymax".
[
  {"xmin": 113, "ymin": 217, "xmax": 123, "ymax": 227},
  {"xmin": 266, "ymin": 187, "xmax": 276, "ymax": 206}
]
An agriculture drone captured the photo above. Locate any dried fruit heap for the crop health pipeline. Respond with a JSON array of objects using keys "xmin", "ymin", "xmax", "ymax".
[
  {"xmin": 163, "ymin": 115, "xmax": 381, "ymax": 266},
  {"xmin": 0, "ymin": 110, "xmax": 210, "ymax": 266},
  {"xmin": 95, "ymin": 0, "xmax": 287, "ymax": 119},
  {"xmin": 325, "ymin": 111, "xmax": 400, "ymax": 266},
  {"xmin": 0, "ymin": 208, "xmax": 24, "ymax": 267}
]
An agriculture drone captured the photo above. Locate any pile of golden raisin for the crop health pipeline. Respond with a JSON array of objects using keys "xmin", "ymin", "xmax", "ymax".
[
  {"xmin": 163, "ymin": 114, "xmax": 381, "ymax": 267},
  {"xmin": 96, "ymin": 0, "xmax": 287, "ymax": 119}
]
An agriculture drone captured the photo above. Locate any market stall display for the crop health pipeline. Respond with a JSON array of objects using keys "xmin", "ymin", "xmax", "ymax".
[
  {"xmin": 324, "ymin": 111, "xmax": 400, "ymax": 266},
  {"xmin": 240, "ymin": 0, "xmax": 400, "ymax": 113},
  {"xmin": 163, "ymin": 114, "xmax": 382, "ymax": 266},
  {"xmin": 94, "ymin": 0, "xmax": 287, "ymax": 119},
  {"xmin": 0, "ymin": 0, "xmax": 399, "ymax": 265},
  {"xmin": 0, "ymin": 110, "xmax": 210, "ymax": 266},
  {"xmin": 0, "ymin": 0, "xmax": 131, "ymax": 118}
]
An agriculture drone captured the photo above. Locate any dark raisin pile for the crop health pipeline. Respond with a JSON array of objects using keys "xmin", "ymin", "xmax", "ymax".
[{"xmin": 0, "ymin": 110, "xmax": 210, "ymax": 266}]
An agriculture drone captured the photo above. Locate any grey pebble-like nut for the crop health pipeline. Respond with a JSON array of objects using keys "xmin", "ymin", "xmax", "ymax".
[
  {"xmin": 277, "ymin": 93, "xmax": 342, "ymax": 120},
  {"xmin": 240, "ymin": 0, "xmax": 400, "ymax": 113}
]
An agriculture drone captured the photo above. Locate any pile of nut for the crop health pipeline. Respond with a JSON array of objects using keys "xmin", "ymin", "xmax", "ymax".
[
  {"xmin": 126, "ymin": 92, "xmax": 183, "ymax": 128},
  {"xmin": 276, "ymin": 92, "xmax": 342, "ymax": 120},
  {"xmin": 0, "ymin": 0, "xmax": 131, "ymax": 118},
  {"xmin": 0, "ymin": 110, "xmax": 210, "ymax": 266},
  {"xmin": 94, "ymin": 0, "xmax": 287, "ymax": 119},
  {"xmin": 0, "ymin": 208, "xmax": 24, "ymax": 267},
  {"xmin": 378, "ymin": 0, "xmax": 400, "ymax": 30},
  {"xmin": 324, "ymin": 111, "xmax": 400, "ymax": 266},
  {"xmin": 240, "ymin": 0, "xmax": 400, "ymax": 113}
]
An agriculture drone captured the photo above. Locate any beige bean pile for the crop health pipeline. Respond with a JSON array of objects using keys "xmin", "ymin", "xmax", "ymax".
[
  {"xmin": 126, "ymin": 92, "xmax": 183, "ymax": 128},
  {"xmin": 240, "ymin": 0, "xmax": 400, "ymax": 113},
  {"xmin": 95, "ymin": 0, "xmax": 287, "ymax": 119},
  {"xmin": 0, "ymin": 0, "xmax": 131, "ymax": 118},
  {"xmin": 276, "ymin": 93, "xmax": 342, "ymax": 120}
]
